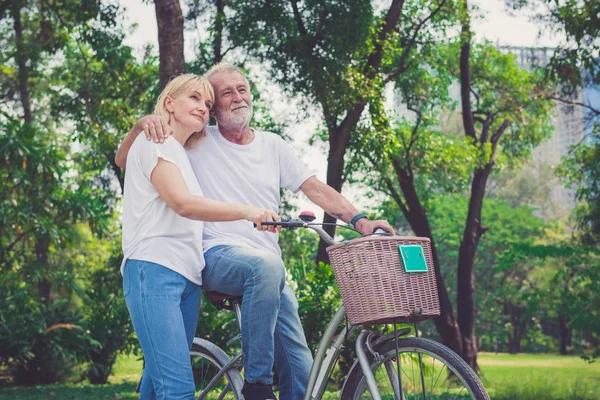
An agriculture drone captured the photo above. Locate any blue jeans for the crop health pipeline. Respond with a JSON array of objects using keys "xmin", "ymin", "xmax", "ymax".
[
  {"xmin": 203, "ymin": 246, "xmax": 313, "ymax": 400},
  {"xmin": 123, "ymin": 259, "xmax": 201, "ymax": 400}
]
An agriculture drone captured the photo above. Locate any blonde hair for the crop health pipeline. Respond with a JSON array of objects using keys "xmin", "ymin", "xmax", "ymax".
[
  {"xmin": 205, "ymin": 62, "xmax": 249, "ymax": 85},
  {"xmin": 154, "ymin": 74, "xmax": 214, "ymax": 149}
]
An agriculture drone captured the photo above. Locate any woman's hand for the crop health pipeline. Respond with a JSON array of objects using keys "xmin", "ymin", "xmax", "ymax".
[
  {"xmin": 135, "ymin": 115, "xmax": 172, "ymax": 143},
  {"xmin": 243, "ymin": 206, "xmax": 281, "ymax": 232}
]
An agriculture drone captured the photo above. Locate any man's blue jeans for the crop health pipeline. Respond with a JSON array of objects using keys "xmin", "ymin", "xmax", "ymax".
[
  {"xmin": 203, "ymin": 245, "xmax": 313, "ymax": 400},
  {"xmin": 123, "ymin": 259, "xmax": 201, "ymax": 400}
]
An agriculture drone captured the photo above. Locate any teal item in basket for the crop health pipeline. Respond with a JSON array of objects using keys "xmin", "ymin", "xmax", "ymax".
[{"xmin": 398, "ymin": 244, "xmax": 428, "ymax": 273}]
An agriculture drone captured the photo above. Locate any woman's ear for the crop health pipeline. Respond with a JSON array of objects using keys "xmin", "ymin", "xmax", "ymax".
[{"xmin": 165, "ymin": 95, "xmax": 174, "ymax": 113}]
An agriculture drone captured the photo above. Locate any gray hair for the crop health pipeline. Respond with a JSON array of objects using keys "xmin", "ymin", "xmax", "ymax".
[{"xmin": 205, "ymin": 62, "xmax": 249, "ymax": 84}]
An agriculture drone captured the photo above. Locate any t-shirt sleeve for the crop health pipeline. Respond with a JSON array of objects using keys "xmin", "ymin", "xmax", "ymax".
[
  {"xmin": 276, "ymin": 135, "xmax": 315, "ymax": 192},
  {"xmin": 132, "ymin": 135, "xmax": 184, "ymax": 181}
]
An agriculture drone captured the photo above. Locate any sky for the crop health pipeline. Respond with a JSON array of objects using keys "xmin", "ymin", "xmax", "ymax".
[{"xmin": 119, "ymin": 0, "xmax": 558, "ymax": 212}]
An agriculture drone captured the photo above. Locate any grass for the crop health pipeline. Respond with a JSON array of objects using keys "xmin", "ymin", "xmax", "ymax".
[
  {"xmin": 478, "ymin": 352, "xmax": 600, "ymax": 400},
  {"xmin": 0, "ymin": 352, "xmax": 599, "ymax": 399},
  {"xmin": 0, "ymin": 355, "xmax": 143, "ymax": 400}
]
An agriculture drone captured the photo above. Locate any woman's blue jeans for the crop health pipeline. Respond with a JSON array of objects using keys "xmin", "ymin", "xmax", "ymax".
[
  {"xmin": 123, "ymin": 259, "xmax": 201, "ymax": 400},
  {"xmin": 203, "ymin": 245, "xmax": 313, "ymax": 400}
]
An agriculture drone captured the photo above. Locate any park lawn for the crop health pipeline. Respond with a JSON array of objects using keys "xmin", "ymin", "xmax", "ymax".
[
  {"xmin": 0, "ymin": 355, "xmax": 143, "ymax": 400},
  {"xmin": 1, "ymin": 352, "xmax": 599, "ymax": 399},
  {"xmin": 478, "ymin": 352, "xmax": 600, "ymax": 400}
]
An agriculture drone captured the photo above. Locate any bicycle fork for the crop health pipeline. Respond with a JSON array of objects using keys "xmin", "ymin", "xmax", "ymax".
[
  {"xmin": 356, "ymin": 330, "xmax": 407, "ymax": 400},
  {"xmin": 356, "ymin": 330, "xmax": 383, "ymax": 400}
]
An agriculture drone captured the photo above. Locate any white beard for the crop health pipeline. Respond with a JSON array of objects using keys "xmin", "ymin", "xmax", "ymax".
[{"xmin": 215, "ymin": 103, "xmax": 253, "ymax": 130}]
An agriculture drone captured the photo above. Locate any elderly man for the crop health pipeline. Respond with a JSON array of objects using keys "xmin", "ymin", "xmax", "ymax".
[{"xmin": 116, "ymin": 63, "xmax": 394, "ymax": 400}]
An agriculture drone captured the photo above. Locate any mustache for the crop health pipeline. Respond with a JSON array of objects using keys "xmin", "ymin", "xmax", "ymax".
[{"xmin": 230, "ymin": 103, "xmax": 249, "ymax": 111}]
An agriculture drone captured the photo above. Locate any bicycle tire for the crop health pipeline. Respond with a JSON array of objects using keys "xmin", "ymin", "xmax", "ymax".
[
  {"xmin": 340, "ymin": 337, "xmax": 489, "ymax": 400},
  {"xmin": 190, "ymin": 338, "xmax": 244, "ymax": 400}
]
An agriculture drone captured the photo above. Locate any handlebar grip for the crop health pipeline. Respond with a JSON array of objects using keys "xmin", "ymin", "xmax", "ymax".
[
  {"xmin": 254, "ymin": 220, "xmax": 304, "ymax": 229},
  {"xmin": 252, "ymin": 222, "xmax": 281, "ymax": 227}
]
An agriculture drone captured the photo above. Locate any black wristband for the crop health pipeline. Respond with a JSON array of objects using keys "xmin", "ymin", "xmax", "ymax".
[{"xmin": 350, "ymin": 213, "xmax": 368, "ymax": 228}]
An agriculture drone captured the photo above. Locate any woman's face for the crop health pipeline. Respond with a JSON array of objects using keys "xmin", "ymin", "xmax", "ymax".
[{"xmin": 167, "ymin": 86, "xmax": 213, "ymax": 132}]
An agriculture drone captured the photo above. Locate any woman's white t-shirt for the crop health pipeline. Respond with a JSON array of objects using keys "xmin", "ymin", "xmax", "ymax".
[{"xmin": 121, "ymin": 135, "xmax": 205, "ymax": 285}]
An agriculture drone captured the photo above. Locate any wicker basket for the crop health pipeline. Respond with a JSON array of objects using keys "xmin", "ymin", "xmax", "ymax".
[{"xmin": 326, "ymin": 236, "xmax": 440, "ymax": 326}]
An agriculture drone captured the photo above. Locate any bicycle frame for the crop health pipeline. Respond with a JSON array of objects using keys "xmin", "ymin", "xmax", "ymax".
[
  {"xmin": 302, "ymin": 305, "xmax": 388, "ymax": 400},
  {"xmin": 304, "ymin": 305, "xmax": 352, "ymax": 400}
]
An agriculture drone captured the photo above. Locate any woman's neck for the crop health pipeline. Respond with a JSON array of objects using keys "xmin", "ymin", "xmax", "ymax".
[{"xmin": 170, "ymin": 121, "xmax": 194, "ymax": 145}]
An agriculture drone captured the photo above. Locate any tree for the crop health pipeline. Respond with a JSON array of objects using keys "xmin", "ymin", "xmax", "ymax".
[
  {"xmin": 350, "ymin": 21, "xmax": 553, "ymax": 370},
  {"xmin": 446, "ymin": 0, "xmax": 551, "ymax": 367},
  {"xmin": 186, "ymin": 0, "xmax": 231, "ymax": 69}
]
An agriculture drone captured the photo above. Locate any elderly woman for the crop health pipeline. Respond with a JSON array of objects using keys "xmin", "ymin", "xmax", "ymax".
[{"xmin": 120, "ymin": 74, "xmax": 279, "ymax": 400}]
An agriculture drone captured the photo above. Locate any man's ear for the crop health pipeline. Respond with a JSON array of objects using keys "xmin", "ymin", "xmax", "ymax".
[
  {"xmin": 165, "ymin": 95, "xmax": 174, "ymax": 113},
  {"xmin": 209, "ymin": 107, "xmax": 216, "ymax": 118}
]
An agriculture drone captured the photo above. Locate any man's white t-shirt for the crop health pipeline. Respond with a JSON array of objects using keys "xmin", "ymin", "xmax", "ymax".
[
  {"xmin": 121, "ymin": 135, "xmax": 205, "ymax": 285},
  {"xmin": 186, "ymin": 125, "xmax": 314, "ymax": 256}
]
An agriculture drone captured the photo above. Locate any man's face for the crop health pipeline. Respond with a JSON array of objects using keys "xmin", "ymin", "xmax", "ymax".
[{"xmin": 210, "ymin": 71, "xmax": 253, "ymax": 129}]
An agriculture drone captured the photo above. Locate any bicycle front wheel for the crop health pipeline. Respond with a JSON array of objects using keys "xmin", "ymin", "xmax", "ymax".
[
  {"xmin": 340, "ymin": 337, "xmax": 489, "ymax": 400},
  {"xmin": 190, "ymin": 338, "xmax": 243, "ymax": 400}
]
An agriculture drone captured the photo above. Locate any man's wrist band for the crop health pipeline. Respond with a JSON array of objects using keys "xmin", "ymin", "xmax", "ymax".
[{"xmin": 350, "ymin": 213, "xmax": 368, "ymax": 228}]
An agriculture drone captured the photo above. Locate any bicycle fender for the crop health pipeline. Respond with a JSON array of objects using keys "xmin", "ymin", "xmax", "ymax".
[{"xmin": 192, "ymin": 337, "xmax": 244, "ymax": 394}]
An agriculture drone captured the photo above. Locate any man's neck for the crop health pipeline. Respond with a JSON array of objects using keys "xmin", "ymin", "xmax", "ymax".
[{"xmin": 218, "ymin": 124, "xmax": 255, "ymax": 145}]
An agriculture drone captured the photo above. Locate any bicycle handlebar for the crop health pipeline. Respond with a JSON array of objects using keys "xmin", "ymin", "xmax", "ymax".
[{"xmin": 260, "ymin": 217, "xmax": 392, "ymax": 246}]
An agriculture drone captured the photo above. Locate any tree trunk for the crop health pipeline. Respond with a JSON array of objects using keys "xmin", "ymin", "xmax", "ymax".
[
  {"xmin": 558, "ymin": 314, "xmax": 570, "ymax": 355},
  {"xmin": 456, "ymin": 165, "xmax": 493, "ymax": 370},
  {"xmin": 106, "ymin": 151, "xmax": 125, "ymax": 193},
  {"xmin": 213, "ymin": 0, "xmax": 225, "ymax": 63},
  {"xmin": 154, "ymin": 0, "xmax": 185, "ymax": 90},
  {"xmin": 505, "ymin": 303, "xmax": 524, "ymax": 353},
  {"xmin": 394, "ymin": 165, "xmax": 463, "ymax": 354},
  {"xmin": 316, "ymin": 110, "xmax": 365, "ymax": 264},
  {"xmin": 35, "ymin": 234, "xmax": 51, "ymax": 305},
  {"xmin": 12, "ymin": 5, "xmax": 32, "ymax": 124},
  {"xmin": 454, "ymin": 0, "xmax": 493, "ymax": 370}
]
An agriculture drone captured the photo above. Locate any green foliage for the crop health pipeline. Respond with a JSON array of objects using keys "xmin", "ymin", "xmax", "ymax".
[
  {"xmin": 558, "ymin": 125, "xmax": 600, "ymax": 244},
  {"xmin": 0, "ymin": 225, "xmax": 103, "ymax": 385},
  {"xmin": 0, "ymin": 116, "xmax": 113, "ymax": 386},
  {"xmin": 443, "ymin": 41, "xmax": 554, "ymax": 160},
  {"xmin": 280, "ymin": 229, "xmax": 341, "ymax": 347},
  {"xmin": 228, "ymin": 0, "xmax": 374, "ymax": 112},
  {"xmin": 1, "ymin": 0, "xmax": 153, "ymax": 385},
  {"xmin": 82, "ymin": 237, "xmax": 135, "ymax": 384},
  {"xmin": 351, "ymin": 39, "xmax": 554, "ymax": 213},
  {"xmin": 50, "ymin": 37, "xmax": 158, "ymax": 194}
]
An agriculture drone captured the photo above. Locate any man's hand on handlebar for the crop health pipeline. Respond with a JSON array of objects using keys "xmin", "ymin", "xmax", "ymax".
[
  {"xmin": 244, "ymin": 207, "xmax": 281, "ymax": 233},
  {"xmin": 354, "ymin": 219, "xmax": 395, "ymax": 235}
]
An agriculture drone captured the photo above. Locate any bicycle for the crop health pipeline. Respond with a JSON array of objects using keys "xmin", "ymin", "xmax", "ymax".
[{"xmin": 188, "ymin": 213, "xmax": 490, "ymax": 400}]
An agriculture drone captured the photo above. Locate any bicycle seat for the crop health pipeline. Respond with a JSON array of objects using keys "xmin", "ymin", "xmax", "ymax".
[{"xmin": 204, "ymin": 291, "xmax": 243, "ymax": 310}]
